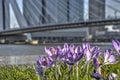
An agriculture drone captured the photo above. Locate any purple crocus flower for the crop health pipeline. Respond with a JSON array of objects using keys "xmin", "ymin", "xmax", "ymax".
[
  {"xmin": 63, "ymin": 44, "xmax": 84, "ymax": 65},
  {"xmin": 112, "ymin": 40, "xmax": 120, "ymax": 54},
  {"xmin": 45, "ymin": 46, "xmax": 60, "ymax": 60},
  {"xmin": 37, "ymin": 56, "xmax": 54, "ymax": 68},
  {"xmin": 84, "ymin": 43, "xmax": 100, "ymax": 62},
  {"xmin": 104, "ymin": 49, "xmax": 117, "ymax": 65},
  {"xmin": 57, "ymin": 43, "xmax": 73, "ymax": 59},
  {"xmin": 45, "ymin": 43, "xmax": 70, "ymax": 61}
]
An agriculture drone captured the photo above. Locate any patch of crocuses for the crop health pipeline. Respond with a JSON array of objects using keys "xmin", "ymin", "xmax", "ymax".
[{"xmin": 36, "ymin": 40, "xmax": 120, "ymax": 80}]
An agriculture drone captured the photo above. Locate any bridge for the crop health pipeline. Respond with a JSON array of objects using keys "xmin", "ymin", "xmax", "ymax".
[
  {"xmin": 1, "ymin": 19, "xmax": 120, "ymax": 35},
  {"xmin": 0, "ymin": 0, "xmax": 120, "ymax": 43}
]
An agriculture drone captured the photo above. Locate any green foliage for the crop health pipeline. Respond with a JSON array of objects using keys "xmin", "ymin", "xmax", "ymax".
[
  {"xmin": 101, "ymin": 63, "xmax": 120, "ymax": 78},
  {"xmin": 0, "ymin": 65, "xmax": 37, "ymax": 80},
  {"xmin": 0, "ymin": 62, "xmax": 120, "ymax": 80}
]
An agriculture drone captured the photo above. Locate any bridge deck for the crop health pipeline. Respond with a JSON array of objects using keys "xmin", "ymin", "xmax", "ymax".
[{"xmin": 0, "ymin": 19, "xmax": 120, "ymax": 35}]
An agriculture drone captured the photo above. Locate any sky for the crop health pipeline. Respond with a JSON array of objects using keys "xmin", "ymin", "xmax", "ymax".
[
  {"xmin": 10, "ymin": 0, "xmax": 23, "ymax": 28},
  {"xmin": 16, "ymin": 0, "xmax": 23, "ymax": 13}
]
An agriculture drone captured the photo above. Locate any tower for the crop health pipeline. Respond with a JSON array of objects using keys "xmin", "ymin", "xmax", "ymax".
[{"xmin": 89, "ymin": 0, "xmax": 105, "ymax": 35}]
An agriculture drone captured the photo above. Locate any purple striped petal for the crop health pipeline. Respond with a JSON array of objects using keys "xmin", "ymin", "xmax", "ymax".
[
  {"xmin": 63, "ymin": 43, "xmax": 69, "ymax": 52},
  {"xmin": 37, "ymin": 56, "xmax": 54, "ymax": 67},
  {"xmin": 45, "ymin": 47, "xmax": 52, "ymax": 56},
  {"xmin": 104, "ymin": 49, "xmax": 117, "ymax": 64},
  {"xmin": 69, "ymin": 43, "xmax": 75, "ymax": 54},
  {"xmin": 107, "ymin": 55, "xmax": 116, "ymax": 64},
  {"xmin": 108, "ymin": 73, "xmax": 118, "ymax": 80},
  {"xmin": 112, "ymin": 40, "xmax": 120, "ymax": 54},
  {"xmin": 35, "ymin": 65, "xmax": 43, "ymax": 75},
  {"xmin": 104, "ymin": 49, "xmax": 111, "ymax": 63},
  {"xmin": 75, "ymin": 46, "xmax": 82, "ymax": 53},
  {"xmin": 93, "ymin": 58, "xmax": 102, "ymax": 71},
  {"xmin": 92, "ymin": 73, "xmax": 103, "ymax": 79}
]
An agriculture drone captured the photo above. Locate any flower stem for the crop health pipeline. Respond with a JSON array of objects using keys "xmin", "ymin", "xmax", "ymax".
[
  {"xmin": 37, "ymin": 75, "xmax": 41, "ymax": 80},
  {"xmin": 54, "ymin": 61, "xmax": 58, "ymax": 80},
  {"xmin": 83, "ymin": 61, "xmax": 90, "ymax": 79},
  {"xmin": 42, "ymin": 69, "xmax": 46, "ymax": 80},
  {"xmin": 67, "ymin": 65, "xmax": 73, "ymax": 80},
  {"xmin": 76, "ymin": 62, "xmax": 79, "ymax": 80}
]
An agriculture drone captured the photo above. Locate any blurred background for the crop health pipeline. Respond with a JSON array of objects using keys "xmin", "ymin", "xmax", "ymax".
[{"xmin": 0, "ymin": 0, "xmax": 120, "ymax": 64}]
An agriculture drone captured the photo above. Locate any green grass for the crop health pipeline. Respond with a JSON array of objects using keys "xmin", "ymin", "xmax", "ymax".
[
  {"xmin": 0, "ymin": 65, "xmax": 37, "ymax": 80},
  {"xmin": 0, "ymin": 62, "xmax": 120, "ymax": 80}
]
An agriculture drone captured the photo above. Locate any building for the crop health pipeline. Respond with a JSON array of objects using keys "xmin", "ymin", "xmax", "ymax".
[
  {"xmin": 23, "ymin": 0, "xmax": 85, "ymax": 42},
  {"xmin": 89, "ymin": 0, "xmax": 106, "ymax": 35},
  {"xmin": 0, "ymin": 0, "xmax": 3, "ymax": 31},
  {"xmin": 89, "ymin": 0, "xmax": 105, "ymax": 20},
  {"xmin": 0, "ymin": 0, "xmax": 10, "ymax": 31}
]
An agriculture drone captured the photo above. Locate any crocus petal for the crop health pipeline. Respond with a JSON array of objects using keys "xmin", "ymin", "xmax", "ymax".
[
  {"xmin": 44, "ymin": 47, "xmax": 52, "ymax": 56},
  {"xmin": 82, "ymin": 43, "xmax": 86, "ymax": 49},
  {"xmin": 104, "ymin": 49, "xmax": 111, "ymax": 63},
  {"xmin": 41, "ymin": 57, "xmax": 48, "ymax": 67},
  {"xmin": 67, "ymin": 52, "xmax": 73, "ymax": 58},
  {"xmin": 92, "ymin": 46, "xmax": 100, "ymax": 59},
  {"xmin": 62, "ymin": 43, "xmax": 69, "ymax": 57},
  {"xmin": 37, "ymin": 56, "xmax": 43, "ymax": 65},
  {"xmin": 46, "ymin": 57, "xmax": 54, "ymax": 67},
  {"xmin": 35, "ymin": 65, "xmax": 43, "ymax": 75},
  {"xmin": 69, "ymin": 44, "xmax": 75, "ymax": 54},
  {"xmin": 56, "ymin": 46, "xmax": 63, "ymax": 58},
  {"xmin": 63, "ymin": 43, "xmax": 69, "ymax": 52},
  {"xmin": 38, "ymin": 56, "xmax": 54, "ymax": 67},
  {"xmin": 37, "ymin": 56, "xmax": 42, "ymax": 62},
  {"xmin": 75, "ymin": 46, "xmax": 78, "ymax": 53},
  {"xmin": 93, "ymin": 58, "xmax": 102, "ymax": 75},
  {"xmin": 84, "ymin": 43, "xmax": 93, "ymax": 61},
  {"xmin": 91, "ymin": 73, "xmax": 103, "ymax": 79},
  {"xmin": 67, "ymin": 52, "xmax": 74, "ymax": 62},
  {"xmin": 57, "ymin": 46, "xmax": 62, "ymax": 52},
  {"xmin": 73, "ymin": 54, "xmax": 77, "ymax": 60},
  {"xmin": 86, "ymin": 43, "xmax": 90, "ymax": 49},
  {"xmin": 93, "ymin": 58, "xmax": 100, "ymax": 69},
  {"xmin": 85, "ymin": 48, "xmax": 91, "ymax": 61},
  {"xmin": 108, "ymin": 73, "xmax": 118, "ymax": 80},
  {"xmin": 112, "ymin": 40, "xmax": 120, "ymax": 54},
  {"xmin": 107, "ymin": 55, "xmax": 116, "ymax": 64},
  {"xmin": 75, "ymin": 52, "xmax": 84, "ymax": 62},
  {"xmin": 104, "ymin": 49, "xmax": 117, "ymax": 64},
  {"xmin": 75, "ymin": 46, "xmax": 82, "ymax": 53}
]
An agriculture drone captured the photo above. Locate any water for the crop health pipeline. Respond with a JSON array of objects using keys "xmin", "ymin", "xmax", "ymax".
[{"xmin": 0, "ymin": 43, "xmax": 115, "ymax": 65}]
